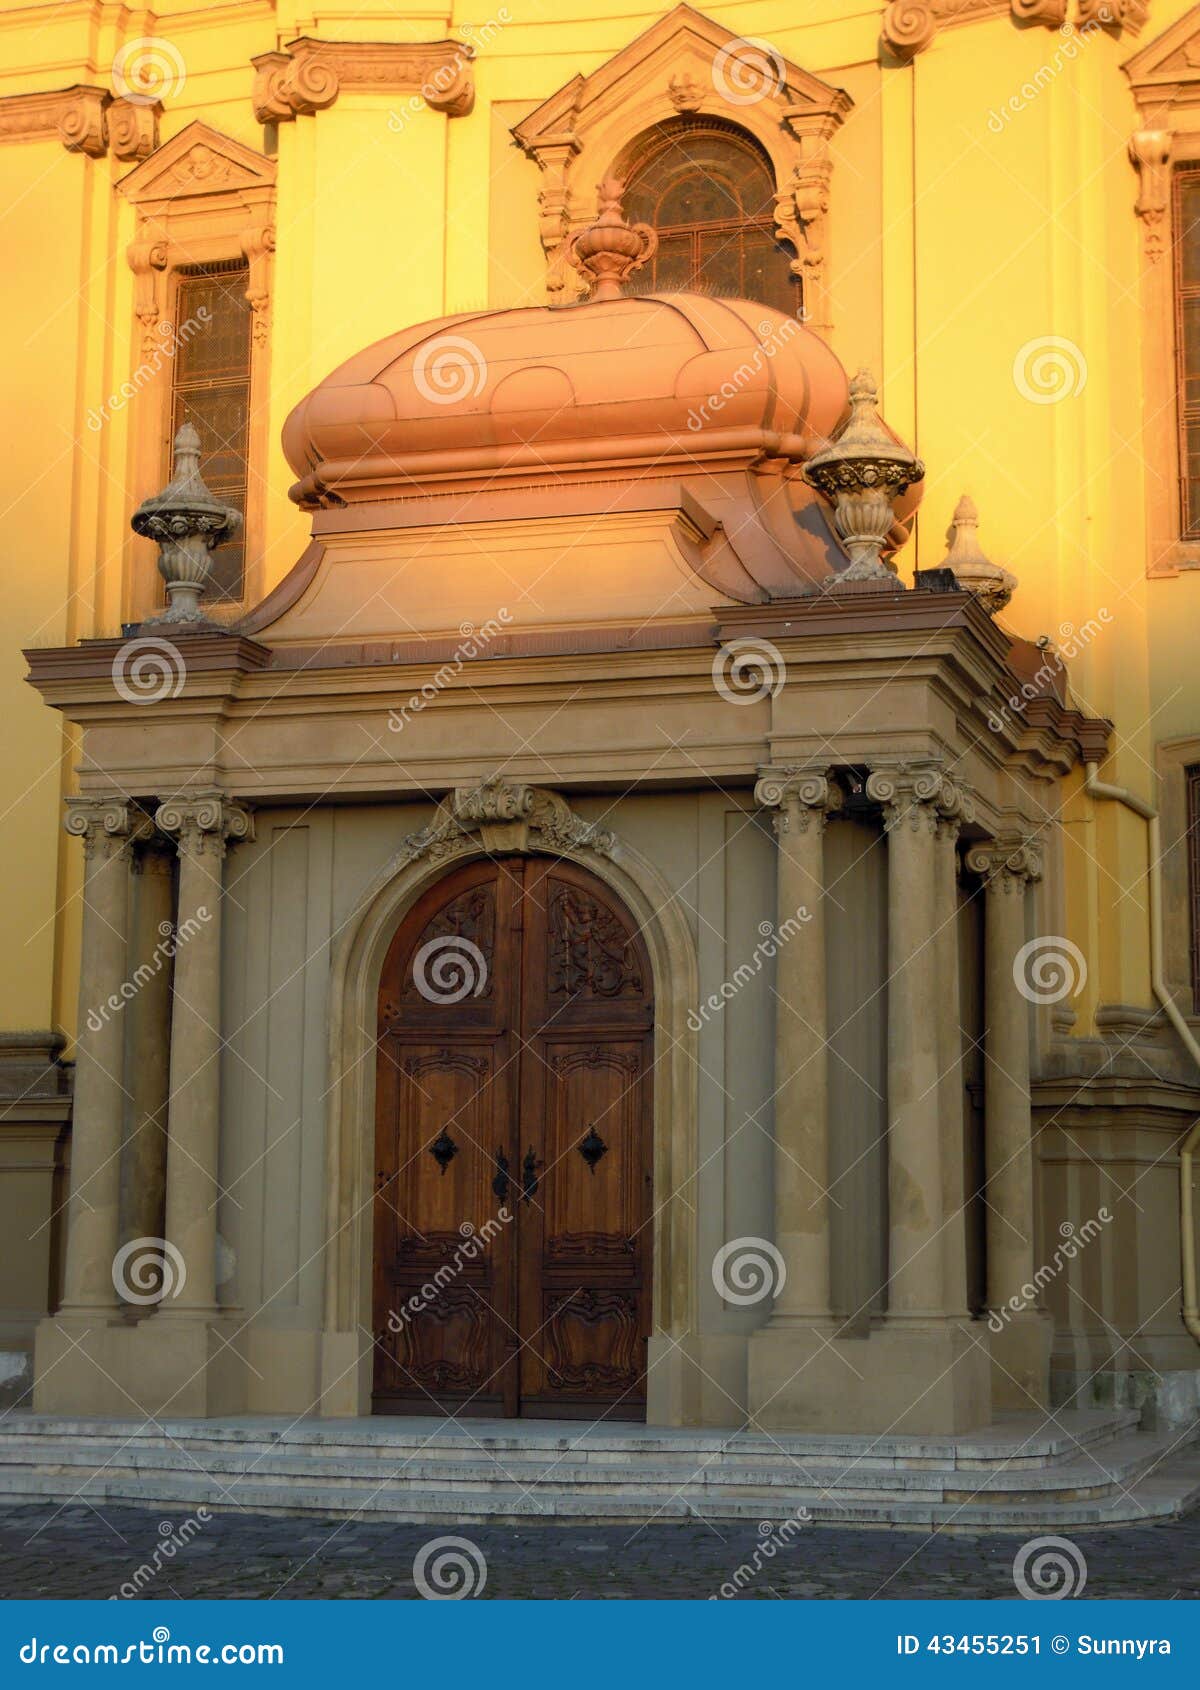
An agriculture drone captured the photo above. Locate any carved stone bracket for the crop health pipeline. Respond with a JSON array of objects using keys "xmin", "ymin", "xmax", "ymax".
[
  {"xmin": 252, "ymin": 37, "xmax": 475, "ymax": 125},
  {"xmin": 964, "ymin": 837, "xmax": 1044, "ymax": 893},
  {"xmin": 878, "ymin": 0, "xmax": 1142, "ymax": 62},
  {"xmin": 155, "ymin": 792, "xmax": 254, "ymax": 860},
  {"xmin": 754, "ymin": 767, "xmax": 843, "ymax": 834},
  {"xmin": 0, "ymin": 85, "xmax": 161, "ymax": 159},
  {"xmin": 398, "ymin": 779, "xmax": 617, "ymax": 867},
  {"xmin": 1129, "ymin": 128, "xmax": 1174, "ymax": 263}
]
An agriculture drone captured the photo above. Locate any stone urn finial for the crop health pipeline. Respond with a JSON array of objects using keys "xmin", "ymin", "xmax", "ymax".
[
  {"xmin": 803, "ymin": 368, "xmax": 924, "ymax": 587},
  {"xmin": 942, "ymin": 495, "xmax": 1017, "ymax": 615},
  {"xmin": 568, "ymin": 178, "xmax": 658, "ymax": 302},
  {"xmin": 131, "ymin": 422, "xmax": 241, "ymax": 626}
]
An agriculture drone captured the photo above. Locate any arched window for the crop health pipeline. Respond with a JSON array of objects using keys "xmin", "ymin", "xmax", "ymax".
[{"xmin": 620, "ymin": 122, "xmax": 800, "ymax": 316}]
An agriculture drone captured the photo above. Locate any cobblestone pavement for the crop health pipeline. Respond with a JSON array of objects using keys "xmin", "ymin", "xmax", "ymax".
[{"xmin": 0, "ymin": 1505, "xmax": 1198, "ymax": 1599}]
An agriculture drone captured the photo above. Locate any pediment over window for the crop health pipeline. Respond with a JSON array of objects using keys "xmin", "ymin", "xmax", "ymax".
[
  {"xmin": 511, "ymin": 3, "xmax": 851, "ymax": 330},
  {"xmin": 117, "ymin": 120, "xmax": 276, "ymax": 209}
]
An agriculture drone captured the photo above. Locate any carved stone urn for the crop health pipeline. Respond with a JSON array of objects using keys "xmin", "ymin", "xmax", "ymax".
[
  {"xmin": 569, "ymin": 178, "xmax": 658, "ymax": 302},
  {"xmin": 131, "ymin": 422, "xmax": 241, "ymax": 625},
  {"xmin": 803, "ymin": 368, "xmax": 924, "ymax": 587}
]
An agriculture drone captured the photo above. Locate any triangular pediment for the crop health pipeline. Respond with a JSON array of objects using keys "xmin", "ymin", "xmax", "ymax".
[
  {"xmin": 118, "ymin": 120, "xmax": 276, "ymax": 205},
  {"xmin": 514, "ymin": 2, "xmax": 850, "ymax": 150},
  {"xmin": 1125, "ymin": 3, "xmax": 1200, "ymax": 95}
]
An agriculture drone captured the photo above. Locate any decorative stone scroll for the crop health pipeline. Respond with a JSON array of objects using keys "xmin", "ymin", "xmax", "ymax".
[
  {"xmin": 155, "ymin": 792, "xmax": 254, "ymax": 859},
  {"xmin": 753, "ymin": 768, "xmax": 842, "ymax": 834},
  {"xmin": 0, "ymin": 85, "xmax": 160, "ymax": 160},
  {"xmin": 399, "ymin": 780, "xmax": 616, "ymax": 866},
  {"xmin": 964, "ymin": 837, "xmax": 1043, "ymax": 892},
  {"xmin": 879, "ymin": 0, "xmax": 1142, "ymax": 61},
  {"xmin": 252, "ymin": 38, "xmax": 475, "ymax": 125},
  {"xmin": 64, "ymin": 797, "xmax": 153, "ymax": 860},
  {"xmin": 865, "ymin": 764, "xmax": 975, "ymax": 833}
]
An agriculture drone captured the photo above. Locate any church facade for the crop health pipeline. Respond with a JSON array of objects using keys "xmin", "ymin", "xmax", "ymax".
[{"xmin": 2, "ymin": 0, "xmax": 1200, "ymax": 1443}]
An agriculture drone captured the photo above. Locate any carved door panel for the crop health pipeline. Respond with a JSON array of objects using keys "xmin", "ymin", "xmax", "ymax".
[
  {"xmin": 372, "ymin": 859, "xmax": 522, "ymax": 1415},
  {"xmin": 516, "ymin": 860, "xmax": 654, "ymax": 1419},
  {"xmin": 372, "ymin": 854, "xmax": 654, "ymax": 1419}
]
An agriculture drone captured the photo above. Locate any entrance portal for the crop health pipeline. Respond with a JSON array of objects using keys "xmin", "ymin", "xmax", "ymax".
[{"xmin": 372, "ymin": 855, "xmax": 654, "ymax": 1418}]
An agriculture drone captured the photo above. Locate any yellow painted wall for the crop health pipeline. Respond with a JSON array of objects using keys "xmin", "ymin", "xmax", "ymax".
[{"xmin": 0, "ymin": 0, "xmax": 1196, "ymax": 1039}]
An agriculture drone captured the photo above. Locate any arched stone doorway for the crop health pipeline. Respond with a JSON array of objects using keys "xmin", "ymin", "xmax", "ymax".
[
  {"xmin": 318, "ymin": 782, "xmax": 700, "ymax": 1424},
  {"xmin": 371, "ymin": 853, "xmax": 655, "ymax": 1419}
]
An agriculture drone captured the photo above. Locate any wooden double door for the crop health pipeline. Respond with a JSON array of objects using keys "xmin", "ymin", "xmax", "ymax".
[{"xmin": 372, "ymin": 856, "xmax": 654, "ymax": 1419}]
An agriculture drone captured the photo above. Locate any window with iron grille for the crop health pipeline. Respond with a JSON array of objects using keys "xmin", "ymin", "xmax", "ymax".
[
  {"xmin": 169, "ymin": 261, "xmax": 252, "ymax": 602},
  {"xmin": 621, "ymin": 122, "xmax": 801, "ymax": 317},
  {"xmin": 1189, "ymin": 764, "xmax": 1200, "ymax": 1013},
  {"xmin": 1173, "ymin": 168, "xmax": 1200, "ymax": 538}
]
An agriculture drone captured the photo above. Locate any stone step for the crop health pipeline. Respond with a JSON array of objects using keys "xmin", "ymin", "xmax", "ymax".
[
  {"xmin": 0, "ymin": 1454, "xmax": 1197, "ymax": 1531},
  {"xmin": 0, "ymin": 1430, "xmax": 1167, "ymax": 1501}
]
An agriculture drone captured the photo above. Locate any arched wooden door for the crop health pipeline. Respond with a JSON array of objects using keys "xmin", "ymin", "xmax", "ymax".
[{"xmin": 372, "ymin": 855, "xmax": 654, "ymax": 1419}]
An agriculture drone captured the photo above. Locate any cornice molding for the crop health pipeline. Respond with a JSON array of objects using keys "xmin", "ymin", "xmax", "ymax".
[
  {"xmin": 251, "ymin": 36, "xmax": 474, "ymax": 125},
  {"xmin": 0, "ymin": 84, "xmax": 160, "ymax": 159},
  {"xmin": 882, "ymin": 0, "xmax": 1145, "ymax": 63}
]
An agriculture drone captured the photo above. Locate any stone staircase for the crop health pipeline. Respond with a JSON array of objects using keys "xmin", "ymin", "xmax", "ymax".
[{"xmin": 1, "ymin": 1410, "xmax": 1198, "ymax": 1530}]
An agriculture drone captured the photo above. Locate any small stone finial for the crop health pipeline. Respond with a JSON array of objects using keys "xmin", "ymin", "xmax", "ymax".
[
  {"xmin": 942, "ymin": 495, "xmax": 1017, "ymax": 615},
  {"xmin": 568, "ymin": 179, "xmax": 658, "ymax": 303},
  {"xmin": 803, "ymin": 369, "xmax": 924, "ymax": 588},
  {"xmin": 131, "ymin": 423, "xmax": 242, "ymax": 626}
]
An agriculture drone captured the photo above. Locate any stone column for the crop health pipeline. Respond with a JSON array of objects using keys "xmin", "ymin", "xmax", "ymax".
[
  {"xmin": 964, "ymin": 839, "xmax": 1051, "ymax": 1408},
  {"xmin": 57, "ymin": 799, "xmax": 143, "ymax": 1316},
  {"xmin": 753, "ymin": 768, "xmax": 840, "ymax": 1322},
  {"xmin": 154, "ymin": 793, "xmax": 252, "ymax": 1317},
  {"xmin": 866, "ymin": 766, "xmax": 947, "ymax": 1318},
  {"xmin": 934, "ymin": 790, "xmax": 972, "ymax": 1319},
  {"xmin": 121, "ymin": 846, "xmax": 175, "ymax": 1252}
]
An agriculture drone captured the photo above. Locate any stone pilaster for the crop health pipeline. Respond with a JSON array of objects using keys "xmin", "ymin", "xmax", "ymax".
[
  {"xmin": 934, "ymin": 790, "xmax": 972, "ymax": 1320},
  {"xmin": 153, "ymin": 794, "xmax": 252, "ymax": 1318},
  {"xmin": 964, "ymin": 838, "xmax": 1052, "ymax": 1409},
  {"xmin": 752, "ymin": 767, "xmax": 840, "ymax": 1322},
  {"xmin": 56, "ymin": 799, "xmax": 144, "ymax": 1315},
  {"xmin": 120, "ymin": 846, "xmax": 175, "ymax": 1256}
]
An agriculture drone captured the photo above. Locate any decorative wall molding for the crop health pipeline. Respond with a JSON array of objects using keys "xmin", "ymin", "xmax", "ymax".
[
  {"xmin": 398, "ymin": 779, "xmax": 617, "ymax": 865},
  {"xmin": 118, "ymin": 121, "xmax": 278, "ymax": 616},
  {"xmin": 1124, "ymin": 4, "xmax": 1200, "ymax": 574},
  {"xmin": 251, "ymin": 36, "xmax": 474, "ymax": 125},
  {"xmin": 511, "ymin": 3, "xmax": 852, "ymax": 332},
  {"xmin": 881, "ymin": 0, "xmax": 1145, "ymax": 62},
  {"xmin": 0, "ymin": 85, "xmax": 160, "ymax": 160}
]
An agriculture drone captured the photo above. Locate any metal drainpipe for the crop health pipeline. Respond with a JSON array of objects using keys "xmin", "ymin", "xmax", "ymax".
[{"xmin": 1082, "ymin": 762, "xmax": 1200, "ymax": 1343}]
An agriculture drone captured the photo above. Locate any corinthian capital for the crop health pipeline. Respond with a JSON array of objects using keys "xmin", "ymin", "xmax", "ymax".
[
  {"xmin": 754, "ymin": 767, "xmax": 842, "ymax": 834},
  {"xmin": 156, "ymin": 792, "xmax": 254, "ymax": 859},
  {"xmin": 964, "ymin": 837, "xmax": 1043, "ymax": 892}
]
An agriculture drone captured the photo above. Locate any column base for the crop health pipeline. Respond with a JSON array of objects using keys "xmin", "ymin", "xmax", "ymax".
[
  {"xmin": 987, "ymin": 1308, "xmax": 1053, "ymax": 1411},
  {"xmin": 33, "ymin": 1311, "xmax": 249, "ymax": 1417},
  {"xmin": 748, "ymin": 1317, "xmax": 991, "ymax": 1434}
]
